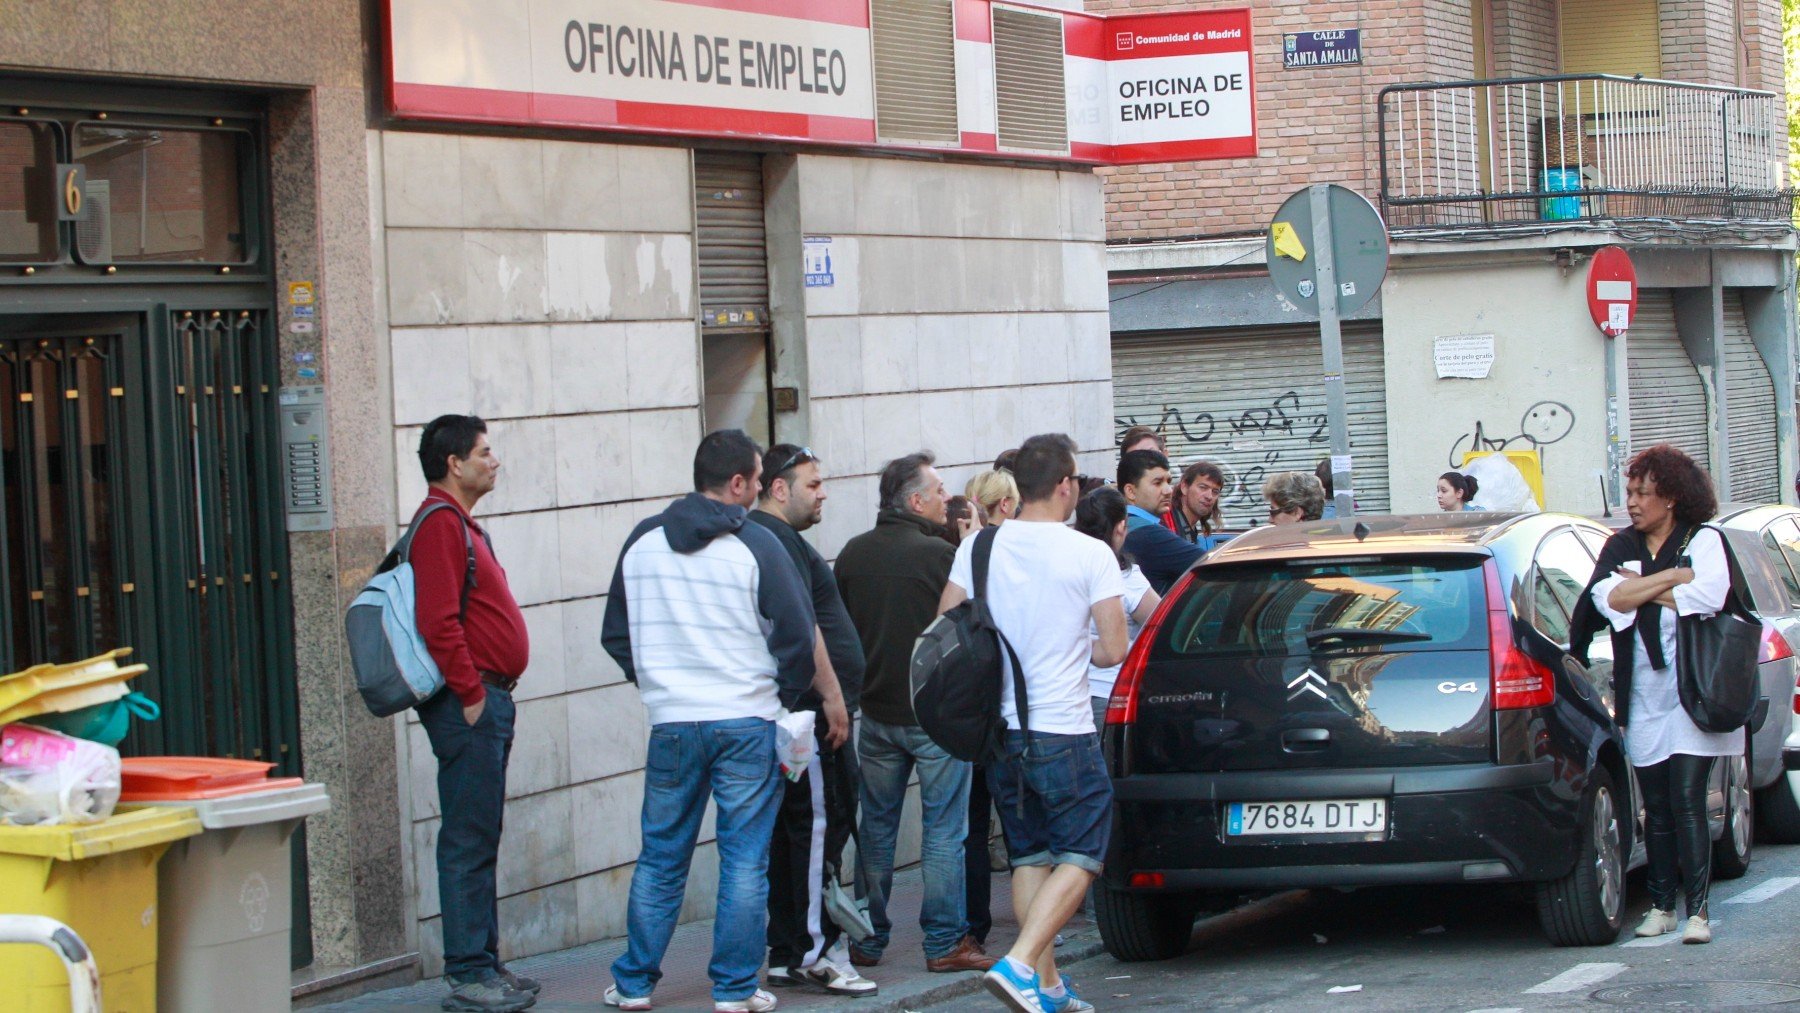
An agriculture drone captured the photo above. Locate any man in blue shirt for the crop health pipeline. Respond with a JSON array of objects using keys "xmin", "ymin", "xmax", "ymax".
[{"xmin": 1118, "ymin": 450, "xmax": 1203, "ymax": 594}]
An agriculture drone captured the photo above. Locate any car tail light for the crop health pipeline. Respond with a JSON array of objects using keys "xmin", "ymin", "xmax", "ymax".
[
  {"xmin": 1485, "ymin": 560, "xmax": 1554, "ymax": 709},
  {"xmin": 1105, "ymin": 571, "xmax": 1195, "ymax": 726},
  {"xmin": 1128, "ymin": 872, "xmax": 1165, "ymax": 889},
  {"xmin": 1760, "ymin": 626, "xmax": 1794, "ymax": 664}
]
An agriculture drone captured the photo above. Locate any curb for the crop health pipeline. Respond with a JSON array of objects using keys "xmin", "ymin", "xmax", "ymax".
[{"xmin": 862, "ymin": 931, "xmax": 1107, "ymax": 1013}]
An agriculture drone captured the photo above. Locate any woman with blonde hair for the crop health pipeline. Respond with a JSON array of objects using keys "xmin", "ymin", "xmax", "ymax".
[{"xmin": 964, "ymin": 469, "xmax": 1020, "ymax": 528}]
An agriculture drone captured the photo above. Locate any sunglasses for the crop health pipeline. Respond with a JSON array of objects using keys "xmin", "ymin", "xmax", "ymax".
[{"xmin": 769, "ymin": 446, "xmax": 816, "ymax": 479}]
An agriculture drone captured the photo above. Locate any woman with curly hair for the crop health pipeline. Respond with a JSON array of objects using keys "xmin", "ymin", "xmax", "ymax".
[
  {"xmin": 1261, "ymin": 471, "xmax": 1326, "ymax": 525},
  {"xmin": 1575, "ymin": 443, "xmax": 1737, "ymax": 944}
]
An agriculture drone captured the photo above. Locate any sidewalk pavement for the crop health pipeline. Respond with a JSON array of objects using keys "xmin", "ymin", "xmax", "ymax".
[{"xmin": 318, "ymin": 863, "xmax": 1103, "ymax": 1012}]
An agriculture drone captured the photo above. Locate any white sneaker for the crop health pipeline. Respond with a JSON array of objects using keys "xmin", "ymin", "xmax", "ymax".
[
  {"xmin": 1681, "ymin": 915, "xmax": 1712, "ymax": 944},
  {"xmin": 714, "ymin": 988, "xmax": 778, "ymax": 1012},
  {"xmin": 798, "ymin": 957, "xmax": 879, "ymax": 996},
  {"xmin": 1634, "ymin": 908, "xmax": 1678, "ymax": 937},
  {"xmin": 604, "ymin": 984, "xmax": 653, "ymax": 1010}
]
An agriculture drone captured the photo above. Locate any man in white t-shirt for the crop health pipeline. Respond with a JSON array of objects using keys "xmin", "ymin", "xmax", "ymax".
[{"xmin": 937, "ymin": 433, "xmax": 1127, "ymax": 1013}]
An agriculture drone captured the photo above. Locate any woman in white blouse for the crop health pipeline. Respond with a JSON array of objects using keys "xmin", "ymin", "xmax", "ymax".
[
  {"xmin": 1074, "ymin": 486, "xmax": 1162, "ymax": 732},
  {"xmin": 1588, "ymin": 444, "xmax": 1737, "ymax": 944}
]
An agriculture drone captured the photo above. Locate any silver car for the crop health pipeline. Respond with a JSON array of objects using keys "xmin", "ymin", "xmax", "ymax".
[{"xmin": 1713, "ymin": 505, "xmax": 1800, "ymax": 843}]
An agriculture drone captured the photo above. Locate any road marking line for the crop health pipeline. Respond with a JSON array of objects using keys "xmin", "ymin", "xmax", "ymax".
[
  {"xmin": 1523, "ymin": 962, "xmax": 1627, "ymax": 994},
  {"xmin": 1466, "ymin": 1008, "xmax": 1524, "ymax": 1013},
  {"xmin": 1723, "ymin": 876, "xmax": 1800, "ymax": 905},
  {"xmin": 1619, "ymin": 932, "xmax": 1679, "ymax": 947}
]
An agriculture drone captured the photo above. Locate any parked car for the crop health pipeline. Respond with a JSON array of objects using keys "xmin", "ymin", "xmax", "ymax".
[
  {"xmin": 1096, "ymin": 512, "xmax": 1753, "ymax": 960},
  {"xmin": 1711, "ymin": 505, "xmax": 1800, "ymax": 842}
]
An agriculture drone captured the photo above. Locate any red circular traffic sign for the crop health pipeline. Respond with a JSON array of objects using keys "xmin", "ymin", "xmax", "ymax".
[{"xmin": 1587, "ymin": 246, "xmax": 1638, "ymax": 337}]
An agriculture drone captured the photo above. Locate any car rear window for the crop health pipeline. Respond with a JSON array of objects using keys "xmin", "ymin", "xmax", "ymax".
[{"xmin": 1155, "ymin": 556, "xmax": 1490, "ymax": 659}]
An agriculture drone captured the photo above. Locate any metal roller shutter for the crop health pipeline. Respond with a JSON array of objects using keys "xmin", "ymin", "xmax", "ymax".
[
  {"xmin": 1628, "ymin": 290, "xmax": 1710, "ymax": 471},
  {"xmin": 694, "ymin": 152, "xmax": 769, "ymax": 334},
  {"xmin": 1111, "ymin": 324, "xmax": 1390, "ymax": 526},
  {"xmin": 1724, "ymin": 291, "xmax": 1779, "ymax": 502}
]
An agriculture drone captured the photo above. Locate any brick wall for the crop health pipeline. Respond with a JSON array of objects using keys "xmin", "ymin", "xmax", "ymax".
[
  {"xmin": 1741, "ymin": 0, "xmax": 1786, "ymax": 93},
  {"xmin": 1659, "ymin": 0, "xmax": 1739, "ymax": 85},
  {"xmin": 1490, "ymin": 0, "xmax": 1558, "ymax": 77},
  {"xmin": 1095, "ymin": 0, "xmax": 1778, "ymax": 241},
  {"xmin": 1093, "ymin": 0, "xmax": 1477, "ymax": 240}
]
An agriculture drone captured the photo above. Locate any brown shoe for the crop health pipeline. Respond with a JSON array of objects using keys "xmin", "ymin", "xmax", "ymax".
[
  {"xmin": 848, "ymin": 945, "xmax": 880, "ymax": 968},
  {"xmin": 925, "ymin": 934, "xmax": 999, "ymax": 973}
]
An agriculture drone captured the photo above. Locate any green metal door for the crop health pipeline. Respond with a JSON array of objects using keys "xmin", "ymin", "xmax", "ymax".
[{"xmin": 0, "ymin": 307, "xmax": 309, "ymax": 964}]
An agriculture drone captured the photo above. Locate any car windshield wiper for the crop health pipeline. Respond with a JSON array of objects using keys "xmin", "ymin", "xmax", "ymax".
[{"xmin": 1304, "ymin": 627, "xmax": 1433, "ymax": 648}]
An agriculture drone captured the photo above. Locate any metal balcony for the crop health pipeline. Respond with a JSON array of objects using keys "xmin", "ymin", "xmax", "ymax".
[{"xmin": 1377, "ymin": 74, "xmax": 1795, "ymax": 232}]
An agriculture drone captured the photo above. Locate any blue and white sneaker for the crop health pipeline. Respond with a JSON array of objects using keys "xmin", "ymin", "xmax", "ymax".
[
  {"xmin": 1040, "ymin": 974, "xmax": 1093, "ymax": 1013},
  {"xmin": 982, "ymin": 958, "xmax": 1041, "ymax": 1013}
]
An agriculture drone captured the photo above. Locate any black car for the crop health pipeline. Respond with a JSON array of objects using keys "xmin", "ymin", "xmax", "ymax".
[{"xmin": 1096, "ymin": 512, "xmax": 1742, "ymax": 959}]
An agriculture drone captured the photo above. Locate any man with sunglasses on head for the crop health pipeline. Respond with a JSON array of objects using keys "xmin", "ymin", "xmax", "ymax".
[{"xmin": 748, "ymin": 445, "xmax": 873, "ymax": 998}]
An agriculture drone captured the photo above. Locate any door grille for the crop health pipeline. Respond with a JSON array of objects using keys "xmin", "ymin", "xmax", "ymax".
[{"xmin": 0, "ymin": 334, "xmax": 133, "ymax": 672}]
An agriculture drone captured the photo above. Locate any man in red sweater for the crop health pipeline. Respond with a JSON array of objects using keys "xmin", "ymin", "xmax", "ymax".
[{"xmin": 411, "ymin": 414, "xmax": 535, "ymax": 1013}]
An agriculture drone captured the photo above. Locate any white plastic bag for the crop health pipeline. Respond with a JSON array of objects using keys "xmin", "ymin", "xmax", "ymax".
[
  {"xmin": 774, "ymin": 709, "xmax": 818, "ymax": 782},
  {"xmin": 0, "ymin": 723, "xmax": 121, "ymax": 825},
  {"xmin": 1461, "ymin": 454, "xmax": 1539, "ymax": 513}
]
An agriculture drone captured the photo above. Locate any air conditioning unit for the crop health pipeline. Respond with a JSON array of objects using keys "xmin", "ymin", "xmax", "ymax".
[{"xmin": 76, "ymin": 179, "xmax": 112, "ymax": 264}]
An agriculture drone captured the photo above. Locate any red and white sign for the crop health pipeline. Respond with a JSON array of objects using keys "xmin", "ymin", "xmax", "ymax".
[
  {"xmin": 383, "ymin": 0, "xmax": 1257, "ymax": 166},
  {"xmin": 1091, "ymin": 9, "xmax": 1257, "ymax": 164},
  {"xmin": 1587, "ymin": 246, "xmax": 1638, "ymax": 337}
]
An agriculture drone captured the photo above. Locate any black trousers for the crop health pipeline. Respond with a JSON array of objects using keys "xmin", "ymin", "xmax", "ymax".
[
  {"xmin": 965, "ymin": 761, "xmax": 996, "ymax": 945},
  {"xmin": 1637, "ymin": 753, "xmax": 1715, "ymax": 916},
  {"xmin": 767, "ymin": 731, "xmax": 859, "ymax": 969},
  {"xmin": 418, "ymin": 686, "xmax": 515, "ymax": 983}
]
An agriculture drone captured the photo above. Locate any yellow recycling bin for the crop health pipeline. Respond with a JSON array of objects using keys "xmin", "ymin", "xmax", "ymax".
[{"xmin": 0, "ymin": 805, "xmax": 201, "ymax": 1012}]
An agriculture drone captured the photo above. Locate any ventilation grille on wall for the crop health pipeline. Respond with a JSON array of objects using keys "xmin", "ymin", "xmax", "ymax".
[
  {"xmin": 873, "ymin": 0, "xmax": 960, "ymax": 144},
  {"xmin": 993, "ymin": 5, "xmax": 1068, "ymax": 153}
]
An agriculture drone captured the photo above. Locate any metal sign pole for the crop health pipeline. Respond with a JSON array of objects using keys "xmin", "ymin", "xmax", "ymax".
[
  {"xmin": 1605, "ymin": 331, "xmax": 1628, "ymax": 508},
  {"xmin": 1308, "ymin": 184, "xmax": 1355, "ymax": 518}
]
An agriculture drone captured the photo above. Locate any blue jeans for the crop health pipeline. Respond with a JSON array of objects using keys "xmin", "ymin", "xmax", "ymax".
[
  {"xmin": 612, "ymin": 718, "xmax": 782, "ymax": 1003},
  {"xmin": 418, "ymin": 685, "xmax": 516, "ymax": 984},
  {"xmin": 855, "ymin": 716, "xmax": 971, "ymax": 959},
  {"xmin": 988, "ymin": 730, "xmax": 1113, "ymax": 875}
]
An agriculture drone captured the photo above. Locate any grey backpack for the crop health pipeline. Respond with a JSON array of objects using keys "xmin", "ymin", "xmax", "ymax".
[{"xmin": 344, "ymin": 502, "xmax": 485, "ymax": 717}]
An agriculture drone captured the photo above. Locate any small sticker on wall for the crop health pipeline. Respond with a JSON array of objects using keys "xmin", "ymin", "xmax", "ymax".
[
  {"xmin": 288, "ymin": 321, "xmax": 314, "ymax": 334},
  {"xmin": 288, "ymin": 281, "xmax": 315, "ymax": 305}
]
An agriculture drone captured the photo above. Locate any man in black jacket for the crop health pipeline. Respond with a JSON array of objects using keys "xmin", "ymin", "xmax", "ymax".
[
  {"xmin": 749, "ymin": 444, "xmax": 874, "ymax": 997},
  {"xmin": 834, "ymin": 452, "xmax": 996, "ymax": 974}
]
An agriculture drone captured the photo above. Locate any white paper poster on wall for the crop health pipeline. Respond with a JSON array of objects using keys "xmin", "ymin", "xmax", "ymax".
[{"xmin": 1434, "ymin": 333, "xmax": 1496, "ymax": 379}]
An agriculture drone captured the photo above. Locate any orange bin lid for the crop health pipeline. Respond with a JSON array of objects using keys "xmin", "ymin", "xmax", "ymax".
[{"xmin": 120, "ymin": 756, "xmax": 304, "ymax": 801}]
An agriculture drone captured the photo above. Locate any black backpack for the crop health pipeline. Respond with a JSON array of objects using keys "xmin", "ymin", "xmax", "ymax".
[{"xmin": 909, "ymin": 526, "xmax": 1029, "ymax": 763}]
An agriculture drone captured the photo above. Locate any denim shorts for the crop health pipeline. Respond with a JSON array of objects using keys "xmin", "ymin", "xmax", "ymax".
[{"xmin": 986, "ymin": 729, "xmax": 1113, "ymax": 875}]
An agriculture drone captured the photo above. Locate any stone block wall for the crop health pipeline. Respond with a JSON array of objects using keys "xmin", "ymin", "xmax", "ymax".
[
  {"xmin": 382, "ymin": 132, "xmax": 703, "ymax": 972},
  {"xmin": 378, "ymin": 135, "xmax": 1110, "ymax": 974},
  {"xmin": 793, "ymin": 155, "xmax": 1115, "ymax": 559}
]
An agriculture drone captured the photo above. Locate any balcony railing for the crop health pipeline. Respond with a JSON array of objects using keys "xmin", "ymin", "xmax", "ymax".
[{"xmin": 1377, "ymin": 74, "xmax": 1794, "ymax": 230}]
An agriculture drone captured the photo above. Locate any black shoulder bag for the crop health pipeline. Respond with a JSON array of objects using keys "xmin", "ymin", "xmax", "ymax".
[
  {"xmin": 1675, "ymin": 525, "xmax": 1761, "ymax": 733},
  {"xmin": 909, "ymin": 525, "xmax": 1029, "ymax": 764}
]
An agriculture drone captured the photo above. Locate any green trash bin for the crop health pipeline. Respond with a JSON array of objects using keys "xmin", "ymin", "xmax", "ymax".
[{"xmin": 126, "ymin": 783, "xmax": 330, "ymax": 1013}]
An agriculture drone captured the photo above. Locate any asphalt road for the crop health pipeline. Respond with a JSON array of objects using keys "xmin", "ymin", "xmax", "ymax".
[{"xmin": 928, "ymin": 842, "xmax": 1800, "ymax": 1011}]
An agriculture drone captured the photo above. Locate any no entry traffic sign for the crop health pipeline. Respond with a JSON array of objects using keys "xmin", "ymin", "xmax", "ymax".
[{"xmin": 1587, "ymin": 246, "xmax": 1638, "ymax": 337}]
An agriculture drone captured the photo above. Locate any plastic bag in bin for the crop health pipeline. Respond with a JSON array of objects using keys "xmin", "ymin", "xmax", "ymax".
[
  {"xmin": 0, "ymin": 722, "xmax": 122, "ymax": 825},
  {"xmin": 775, "ymin": 710, "xmax": 817, "ymax": 782}
]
